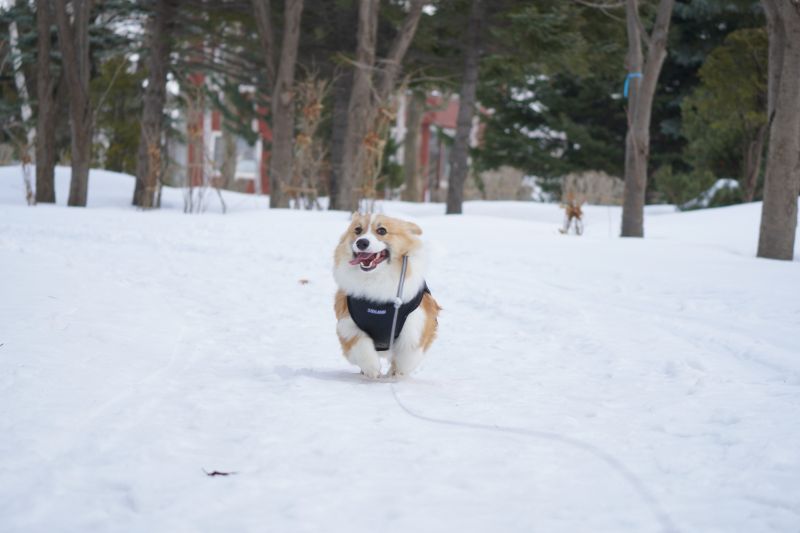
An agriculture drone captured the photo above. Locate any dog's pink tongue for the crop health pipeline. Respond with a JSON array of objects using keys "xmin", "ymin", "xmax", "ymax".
[{"xmin": 349, "ymin": 252, "xmax": 373, "ymax": 265}]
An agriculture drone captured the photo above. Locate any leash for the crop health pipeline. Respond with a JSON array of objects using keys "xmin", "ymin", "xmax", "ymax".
[
  {"xmin": 383, "ymin": 254, "xmax": 676, "ymax": 533},
  {"xmin": 389, "ymin": 385, "xmax": 679, "ymax": 533},
  {"xmin": 387, "ymin": 255, "xmax": 409, "ymax": 354}
]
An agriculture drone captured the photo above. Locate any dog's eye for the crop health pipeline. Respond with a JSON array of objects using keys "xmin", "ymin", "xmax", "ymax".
[
  {"xmin": 354, "ymin": 227, "xmax": 362, "ymax": 235},
  {"xmin": 376, "ymin": 227, "xmax": 387, "ymax": 236}
]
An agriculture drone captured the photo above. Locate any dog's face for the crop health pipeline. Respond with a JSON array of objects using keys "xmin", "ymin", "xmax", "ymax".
[{"xmin": 334, "ymin": 213, "xmax": 423, "ymax": 274}]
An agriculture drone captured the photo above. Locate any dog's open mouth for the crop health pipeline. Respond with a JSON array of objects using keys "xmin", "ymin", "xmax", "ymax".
[{"xmin": 349, "ymin": 249, "xmax": 389, "ymax": 272}]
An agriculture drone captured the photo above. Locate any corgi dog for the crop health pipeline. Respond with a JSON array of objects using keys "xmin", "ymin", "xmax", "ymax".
[{"xmin": 333, "ymin": 213, "xmax": 440, "ymax": 378}]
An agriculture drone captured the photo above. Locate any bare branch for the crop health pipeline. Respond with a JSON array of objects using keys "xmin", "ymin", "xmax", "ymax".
[
  {"xmin": 93, "ymin": 56, "xmax": 127, "ymax": 122},
  {"xmin": 251, "ymin": 0, "xmax": 276, "ymax": 88},
  {"xmin": 572, "ymin": 0, "xmax": 625, "ymax": 23},
  {"xmin": 633, "ymin": 6, "xmax": 652, "ymax": 49},
  {"xmin": 376, "ymin": 0, "xmax": 425, "ymax": 101},
  {"xmin": 648, "ymin": 0, "xmax": 674, "ymax": 50},
  {"xmin": 573, "ymin": 0, "xmax": 624, "ymax": 9}
]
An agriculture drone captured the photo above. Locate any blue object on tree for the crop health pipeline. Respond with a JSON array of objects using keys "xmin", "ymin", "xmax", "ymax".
[{"xmin": 623, "ymin": 72, "xmax": 642, "ymax": 98}]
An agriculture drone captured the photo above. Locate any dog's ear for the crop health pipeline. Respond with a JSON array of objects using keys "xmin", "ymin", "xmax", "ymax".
[
  {"xmin": 350, "ymin": 211, "xmax": 361, "ymax": 220},
  {"xmin": 405, "ymin": 221, "xmax": 422, "ymax": 235}
]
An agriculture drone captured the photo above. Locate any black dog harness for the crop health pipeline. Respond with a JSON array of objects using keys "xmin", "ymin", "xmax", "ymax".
[{"xmin": 347, "ymin": 284, "xmax": 430, "ymax": 351}]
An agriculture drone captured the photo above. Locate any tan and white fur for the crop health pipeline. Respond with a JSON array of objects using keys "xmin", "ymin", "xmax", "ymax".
[{"xmin": 333, "ymin": 213, "xmax": 440, "ymax": 378}]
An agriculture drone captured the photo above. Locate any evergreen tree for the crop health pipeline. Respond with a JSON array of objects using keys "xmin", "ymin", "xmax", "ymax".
[
  {"xmin": 681, "ymin": 28, "xmax": 768, "ymax": 202},
  {"xmin": 92, "ymin": 55, "xmax": 145, "ymax": 175},
  {"xmin": 476, "ymin": 3, "xmax": 626, "ymax": 198}
]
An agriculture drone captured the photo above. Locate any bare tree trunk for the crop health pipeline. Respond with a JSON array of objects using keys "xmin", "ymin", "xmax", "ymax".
[
  {"xmin": 54, "ymin": 0, "xmax": 93, "ymax": 207},
  {"xmin": 375, "ymin": 0, "xmax": 425, "ymax": 103},
  {"xmin": 328, "ymin": 70, "xmax": 352, "ymax": 209},
  {"xmin": 220, "ymin": 122, "xmax": 237, "ymax": 189},
  {"xmin": 53, "ymin": 69, "xmax": 70, "ymax": 157},
  {"xmin": 184, "ymin": 86, "xmax": 206, "ymax": 212},
  {"xmin": 402, "ymin": 90, "xmax": 424, "ymax": 202},
  {"xmin": 36, "ymin": 0, "xmax": 56, "ymax": 204},
  {"xmin": 335, "ymin": 0, "xmax": 424, "ymax": 211},
  {"xmin": 757, "ymin": 0, "xmax": 800, "ymax": 260},
  {"xmin": 446, "ymin": 0, "xmax": 482, "ymax": 215},
  {"xmin": 620, "ymin": 0, "xmax": 674, "ymax": 237},
  {"xmin": 621, "ymin": 0, "xmax": 645, "ymax": 236},
  {"xmin": 134, "ymin": 0, "xmax": 175, "ymax": 208},
  {"xmin": 8, "ymin": 20, "xmax": 35, "ymax": 205},
  {"xmin": 742, "ymin": 123, "xmax": 768, "ymax": 202},
  {"xmin": 251, "ymin": 0, "xmax": 276, "ymax": 89},
  {"xmin": 336, "ymin": 0, "xmax": 379, "ymax": 212},
  {"xmin": 269, "ymin": 0, "xmax": 304, "ymax": 208},
  {"xmin": 251, "ymin": 0, "xmax": 275, "ymax": 198}
]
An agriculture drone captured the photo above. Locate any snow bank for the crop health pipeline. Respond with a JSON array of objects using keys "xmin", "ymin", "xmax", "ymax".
[{"xmin": 1, "ymin": 165, "xmax": 799, "ymax": 533}]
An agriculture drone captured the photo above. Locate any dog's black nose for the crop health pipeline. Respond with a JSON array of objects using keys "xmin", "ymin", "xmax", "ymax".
[{"xmin": 356, "ymin": 238, "xmax": 369, "ymax": 250}]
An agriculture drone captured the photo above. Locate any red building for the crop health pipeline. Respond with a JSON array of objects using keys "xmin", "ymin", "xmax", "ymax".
[
  {"xmin": 182, "ymin": 85, "xmax": 475, "ymax": 201},
  {"xmin": 183, "ymin": 74, "xmax": 272, "ymax": 194},
  {"xmin": 419, "ymin": 93, "xmax": 460, "ymax": 201}
]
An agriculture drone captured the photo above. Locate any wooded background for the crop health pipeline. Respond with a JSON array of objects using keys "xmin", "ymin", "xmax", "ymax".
[{"xmin": 1, "ymin": 0, "xmax": 797, "ymax": 259}]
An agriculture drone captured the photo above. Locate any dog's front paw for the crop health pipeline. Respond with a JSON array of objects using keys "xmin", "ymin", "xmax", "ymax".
[
  {"xmin": 390, "ymin": 348, "xmax": 425, "ymax": 377},
  {"xmin": 359, "ymin": 365, "xmax": 382, "ymax": 380},
  {"xmin": 387, "ymin": 367, "xmax": 406, "ymax": 379},
  {"xmin": 346, "ymin": 337, "xmax": 382, "ymax": 379}
]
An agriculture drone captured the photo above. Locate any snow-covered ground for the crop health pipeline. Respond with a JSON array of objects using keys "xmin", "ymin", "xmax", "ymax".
[{"xmin": 1, "ymin": 166, "xmax": 799, "ymax": 533}]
